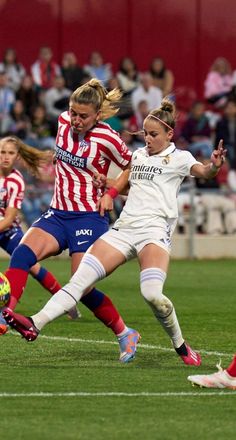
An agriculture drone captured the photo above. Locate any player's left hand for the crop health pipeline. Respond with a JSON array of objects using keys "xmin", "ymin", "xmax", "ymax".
[
  {"xmin": 96, "ymin": 193, "xmax": 113, "ymax": 217},
  {"xmin": 210, "ymin": 139, "xmax": 227, "ymax": 168}
]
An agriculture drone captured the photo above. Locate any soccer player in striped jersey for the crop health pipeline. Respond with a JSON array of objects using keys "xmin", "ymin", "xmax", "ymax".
[
  {"xmin": 2, "ymin": 79, "xmax": 140, "ymax": 362},
  {"xmin": 3, "ymin": 99, "xmax": 226, "ymax": 366},
  {"xmin": 0, "ymin": 136, "xmax": 62, "ymax": 334}
]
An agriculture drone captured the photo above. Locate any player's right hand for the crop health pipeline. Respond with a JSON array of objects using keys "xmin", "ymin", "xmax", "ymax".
[{"xmin": 93, "ymin": 173, "xmax": 107, "ymax": 189}]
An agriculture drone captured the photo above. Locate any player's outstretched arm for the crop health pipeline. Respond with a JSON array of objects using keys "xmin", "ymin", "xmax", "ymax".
[{"xmin": 191, "ymin": 139, "xmax": 227, "ymax": 179}]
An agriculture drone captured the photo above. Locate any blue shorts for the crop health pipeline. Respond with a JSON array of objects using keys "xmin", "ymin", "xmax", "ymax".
[
  {"xmin": 31, "ymin": 208, "xmax": 110, "ymax": 255},
  {"xmin": 0, "ymin": 227, "xmax": 24, "ymax": 255}
]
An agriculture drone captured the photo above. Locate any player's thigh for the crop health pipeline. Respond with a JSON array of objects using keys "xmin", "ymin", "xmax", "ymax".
[
  {"xmin": 20, "ymin": 227, "xmax": 60, "ymax": 260},
  {"xmin": 138, "ymin": 243, "xmax": 170, "ymax": 272},
  {"xmin": 71, "ymin": 242, "xmax": 125, "ymax": 297},
  {"xmin": 89, "ymin": 238, "xmax": 126, "ymax": 274},
  {"xmin": 71, "ymin": 252, "xmax": 84, "ymax": 275}
]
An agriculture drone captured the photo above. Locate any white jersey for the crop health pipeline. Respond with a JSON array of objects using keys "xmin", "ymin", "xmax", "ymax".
[{"xmin": 115, "ymin": 143, "xmax": 200, "ymax": 229}]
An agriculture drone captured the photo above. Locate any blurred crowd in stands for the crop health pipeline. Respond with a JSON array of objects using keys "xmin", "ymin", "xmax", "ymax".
[{"xmin": 1, "ymin": 47, "xmax": 236, "ymax": 234}]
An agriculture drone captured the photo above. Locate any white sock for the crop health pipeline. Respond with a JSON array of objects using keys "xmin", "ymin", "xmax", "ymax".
[
  {"xmin": 147, "ymin": 299, "xmax": 184, "ymax": 348},
  {"xmin": 32, "ymin": 289, "xmax": 75, "ymax": 330},
  {"xmin": 141, "ymin": 268, "xmax": 184, "ymax": 348},
  {"xmin": 32, "ymin": 254, "xmax": 106, "ymax": 331}
]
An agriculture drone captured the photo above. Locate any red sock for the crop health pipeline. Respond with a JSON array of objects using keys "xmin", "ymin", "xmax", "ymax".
[
  {"xmin": 5, "ymin": 268, "xmax": 29, "ymax": 310},
  {"xmin": 93, "ymin": 295, "xmax": 126, "ymax": 335},
  {"xmin": 39, "ymin": 271, "xmax": 61, "ymax": 294},
  {"xmin": 226, "ymin": 354, "xmax": 236, "ymax": 377}
]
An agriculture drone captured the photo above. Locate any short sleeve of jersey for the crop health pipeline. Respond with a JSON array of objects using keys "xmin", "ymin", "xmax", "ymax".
[
  {"xmin": 91, "ymin": 123, "xmax": 132, "ymax": 169},
  {"xmin": 177, "ymin": 150, "xmax": 202, "ymax": 177},
  {"xmin": 6, "ymin": 170, "xmax": 25, "ymax": 209}
]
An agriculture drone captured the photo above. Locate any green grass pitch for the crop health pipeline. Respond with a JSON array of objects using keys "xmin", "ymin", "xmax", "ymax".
[{"xmin": 1, "ymin": 258, "xmax": 236, "ymax": 440}]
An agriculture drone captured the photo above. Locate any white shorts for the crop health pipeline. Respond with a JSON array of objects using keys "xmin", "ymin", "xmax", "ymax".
[{"xmin": 100, "ymin": 220, "xmax": 176, "ymax": 260}]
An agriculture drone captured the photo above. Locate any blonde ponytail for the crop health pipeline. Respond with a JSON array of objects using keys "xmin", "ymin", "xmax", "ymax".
[
  {"xmin": 0, "ymin": 136, "xmax": 49, "ymax": 176},
  {"xmin": 70, "ymin": 78, "xmax": 122, "ymax": 120}
]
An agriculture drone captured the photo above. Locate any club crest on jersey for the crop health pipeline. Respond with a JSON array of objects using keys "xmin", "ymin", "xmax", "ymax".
[
  {"xmin": 0, "ymin": 188, "xmax": 7, "ymax": 206},
  {"xmin": 162, "ymin": 155, "xmax": 170, "ymax": 165},
  {"xmin": 79, "ymin": 139, "xmax": 89, "ymax": 152}
]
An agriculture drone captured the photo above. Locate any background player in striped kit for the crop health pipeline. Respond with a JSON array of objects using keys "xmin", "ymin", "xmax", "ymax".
[
  {"xmin": 0, "ymin": 136, "xmax": 62, "ymax": 334},
  {"xmin": 2, "ymin": 79, "xmax": 140, "ymax": 362},
  {"xmin": 3, "ymin": 99, "xmax": 226, "ymax": 365}
]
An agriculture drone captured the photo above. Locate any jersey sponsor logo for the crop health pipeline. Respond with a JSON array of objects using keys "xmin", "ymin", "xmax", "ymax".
[
  {"xmin": 130, "ymin": 163, "xmax": 163, "ymax": 181},
  {"xmin": 77, "ymin": 240, "xmax": 89, "ymax": 246},
  {"xmin": 55, "ymin": 145, "xmax": 88, "ymax": 168},
  {"xmin": 131, "ymin": 164, "xmax": 163, "ymax": 174},
  {"xmin": 76, "ymin": 229, "xmax": 93, "ymax": 236}
]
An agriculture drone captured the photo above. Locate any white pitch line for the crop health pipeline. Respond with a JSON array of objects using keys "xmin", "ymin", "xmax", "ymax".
[
  {"xmin": 8, "ymin": 331, "xmax": 232, "ymax": 358},
  {"xmin": 0, "ymin": 391, "xmax": 236, "ymax": 398}
]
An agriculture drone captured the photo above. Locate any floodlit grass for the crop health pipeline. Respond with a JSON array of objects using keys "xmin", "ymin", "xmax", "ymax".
[{"xmin": 1, "ymin": 258, "xmax": 236, "ymax": 440}]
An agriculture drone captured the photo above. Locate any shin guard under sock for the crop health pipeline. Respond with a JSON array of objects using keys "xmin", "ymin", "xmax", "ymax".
[
  {"xmin": 5, "ymin": 268, "xmax": 29, "ymax": 309},
  {"xmin": 81, "ymin": 288, "xmax": 125, "ymax": 335},
  {"xmin": 33, "ymin": 267, "xmax": 61, "ymax": 294},
  {"xmin": 5, "ymin": 244, "xmax": 37, "ymax": 309}
]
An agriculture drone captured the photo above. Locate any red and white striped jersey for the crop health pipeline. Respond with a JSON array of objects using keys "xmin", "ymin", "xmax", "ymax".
[
  {"xmin": 0, "ymin": 168, "xmax": 25, "ymax": 228},
  {"xmin": 51, "ymin": 111, "xmax": 132, "ymax": 211}
]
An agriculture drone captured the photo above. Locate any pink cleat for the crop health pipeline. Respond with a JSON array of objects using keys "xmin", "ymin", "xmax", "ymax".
[
  {"xmin": 2, "ymin": 308, "xmax": 39, "ymax": 342},
  {"xmin": 180, "ymin": 344, "xmax": 201, "ymax": 366}
]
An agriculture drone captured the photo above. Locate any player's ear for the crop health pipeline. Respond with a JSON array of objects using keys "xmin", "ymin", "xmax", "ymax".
[
  {"xmin": 167, "ymin": 129, "xmax": 174, "ymax": 140},
  {"xmin": 96, "ymin": 109, "xmax": 102, "ymax": 122}
]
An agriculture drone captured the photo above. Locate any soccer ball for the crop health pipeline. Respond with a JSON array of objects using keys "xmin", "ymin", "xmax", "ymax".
[{"xmin": 0, "ymin": 272, "xmax": 10, "ymax": 308}]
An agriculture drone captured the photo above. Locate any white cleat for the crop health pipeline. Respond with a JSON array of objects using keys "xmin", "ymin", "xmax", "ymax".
[{"xmin": 188, "ymin": 369, "xmax": 236, "ymax": 390}]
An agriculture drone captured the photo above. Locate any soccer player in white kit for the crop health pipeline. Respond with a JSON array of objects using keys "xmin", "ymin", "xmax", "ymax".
[{"xmin": 4, "ymin": 99, "xmax": 226, "ymax": 366}]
